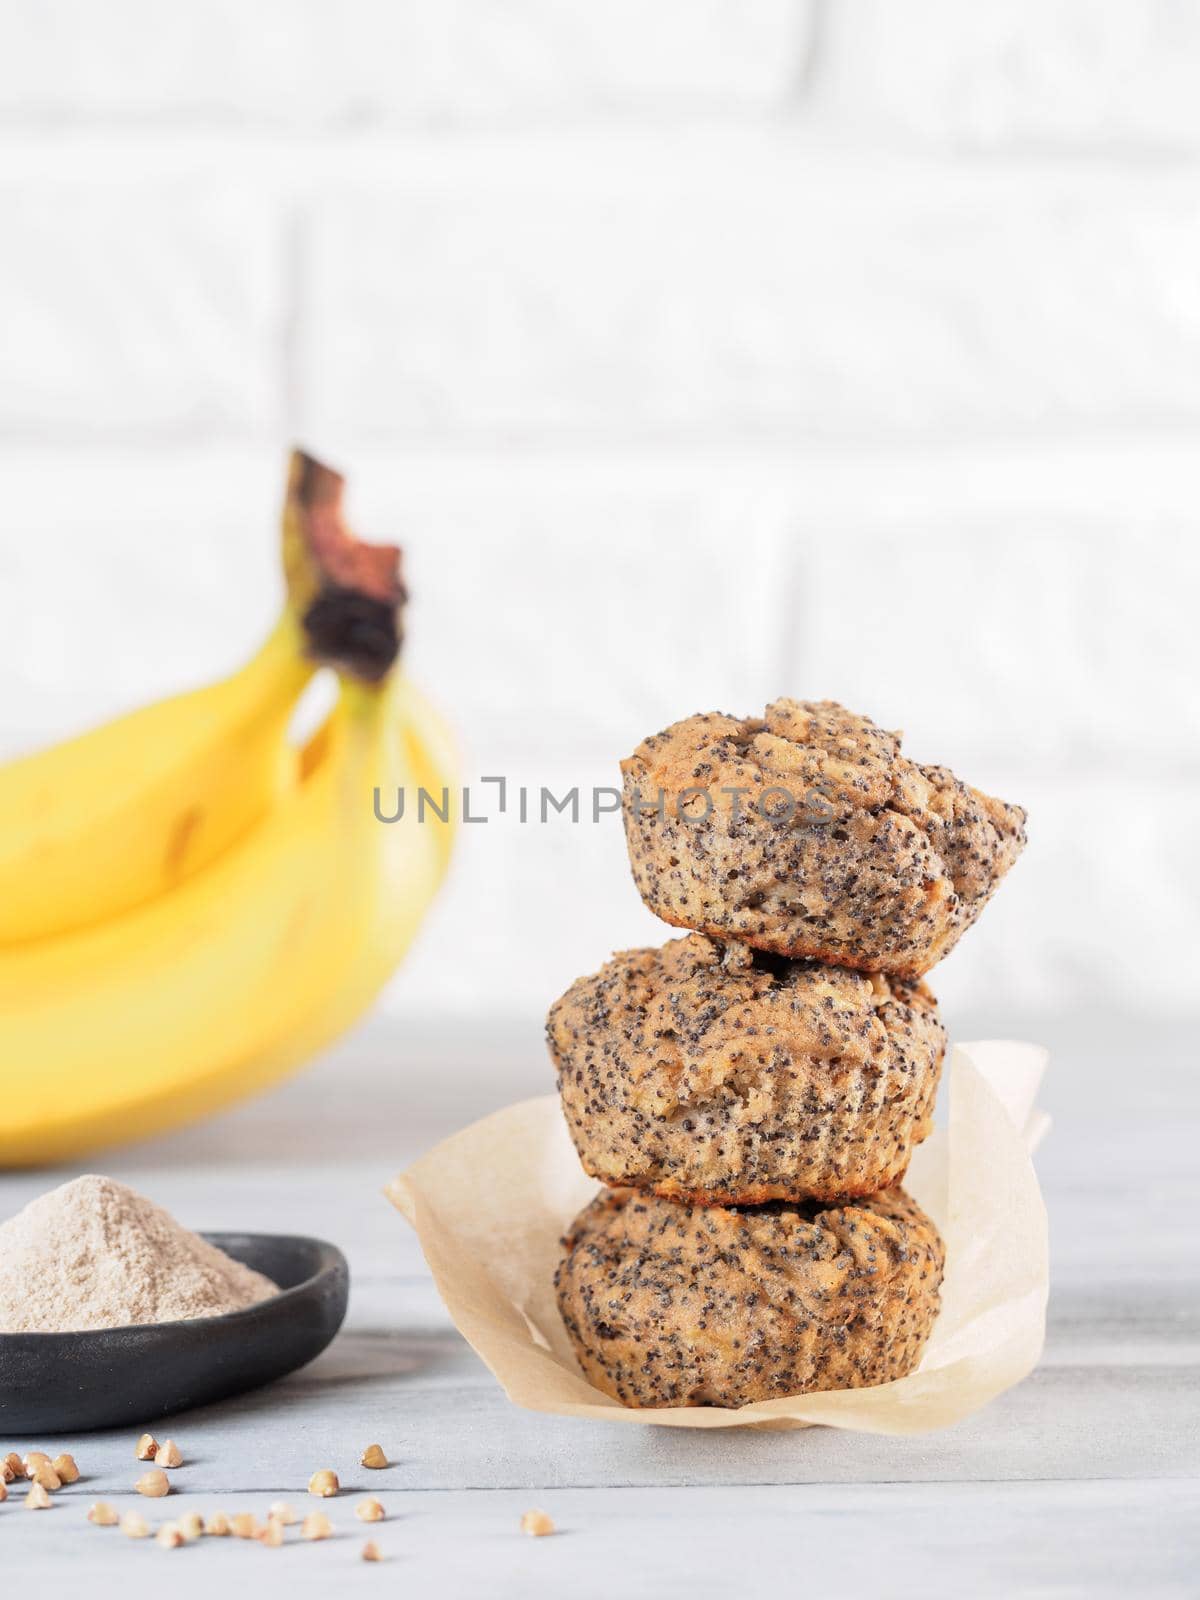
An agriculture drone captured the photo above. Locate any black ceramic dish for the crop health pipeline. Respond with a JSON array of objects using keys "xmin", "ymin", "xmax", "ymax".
[{"xmin": 0, "ymin": 1233, "xmax": 348, "ymax": 1435}]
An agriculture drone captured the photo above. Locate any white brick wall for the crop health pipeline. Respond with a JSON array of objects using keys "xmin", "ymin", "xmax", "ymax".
[
  {"xmin": 302, "ymin": 150, "xmax": 1200, "ymax": 439},
  {"xmin": 817, "ymin": 1, "xmax": 1200, "ymax": 150},
  {"xmin": 1, "ymin": 5, "xmax": 1196, "ymax": 1027},
  {"xmin": 0, "ymin": 187, "xmax": 282, "ymax": 435},
  {"xmin": 0, "ymin": 1, "xmax": 805, "ymax": 121}
]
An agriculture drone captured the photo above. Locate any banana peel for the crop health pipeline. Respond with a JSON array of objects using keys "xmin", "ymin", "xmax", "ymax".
[{"xmin": 0, "ymin": 452, "xmax": 455, "ymax": 1165}]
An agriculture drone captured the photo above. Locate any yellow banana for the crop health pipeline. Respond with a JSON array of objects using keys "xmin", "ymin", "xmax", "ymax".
[
  {"xmin": 0, "ymin": 615, "xmax": 313, "ymax": 945},
  {"xmin": 0, "ymin": 666, "xmax": 455, "ymax": 1165},
  {"xmin": 0, "ymin": 450, "xmax": 395, "ymax": 946},
  {"xmin": 0, "ymin": 451, "xmax": 457, "ymax": 1164}
]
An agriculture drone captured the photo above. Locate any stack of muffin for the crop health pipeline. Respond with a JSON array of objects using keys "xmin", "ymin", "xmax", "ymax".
[{"xmin": 548, "ymin": 700, "xmax": 1026, "ymax": 1410}]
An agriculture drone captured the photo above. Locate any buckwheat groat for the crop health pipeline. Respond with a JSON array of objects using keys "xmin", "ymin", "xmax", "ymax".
[
  {"xmin": 555, "ymin": 1185, "xmax": 944, "ymax": 1409},
  {"xmin": 621, "ymin": 699, "xmax": 1025, "ymax": 977},
  {"xmin": 549, "ymin": 934, "xmax": 944, "ymax": 1204}
]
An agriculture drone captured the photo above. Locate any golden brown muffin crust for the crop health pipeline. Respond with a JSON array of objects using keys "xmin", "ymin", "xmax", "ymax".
[
  {"xmin": 620, "ymin": 698, "xmax": 1026, "ymax": 977},
  {"xmin": 549, "ymin": 933, "xmax": 945, "ymax": 1204},
  {"xmin": 555, "ymin": 1185, "xmax": 945, "ymax": 1409}
]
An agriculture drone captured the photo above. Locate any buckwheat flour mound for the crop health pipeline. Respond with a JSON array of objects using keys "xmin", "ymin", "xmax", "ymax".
[{"xmin": 0, "ymin": 1175, "xmax": 277, "ymax": 1333}]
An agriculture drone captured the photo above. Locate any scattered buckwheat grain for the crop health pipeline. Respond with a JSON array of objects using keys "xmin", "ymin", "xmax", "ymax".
[
  {"xmin": 135, "ymin": 1468, "xmax": 170, "ymax": 1498},
  {"xmin": 521, "ymin": 1509, "xmax": 555, "ymax": 1537},
  {"xmin": 88, "ymin": 1501, "xmax": 119, "ymax": 1526}
]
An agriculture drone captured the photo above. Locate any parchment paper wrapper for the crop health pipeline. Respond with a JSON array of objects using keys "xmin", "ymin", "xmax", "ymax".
[{"xmin": 386, "ymin": 1040, "xmax": 1049, "ymax": 1432}]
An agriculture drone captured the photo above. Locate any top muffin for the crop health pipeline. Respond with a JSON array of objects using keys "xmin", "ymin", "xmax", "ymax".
[{"xmin": 621, "ymin": 699, "xmax": 1025, "ymax": 977}]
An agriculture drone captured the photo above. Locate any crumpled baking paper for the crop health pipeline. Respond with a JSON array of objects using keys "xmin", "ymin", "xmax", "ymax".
[{"xmin": 386, "ymin": 1040, "xmax": 1049, "ymax": 1432}]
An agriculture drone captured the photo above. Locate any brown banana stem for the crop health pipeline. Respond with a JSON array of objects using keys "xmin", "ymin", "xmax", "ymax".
[{"xmin": 282, "ymin": 449, "xmax": 406, "ymax": 682}]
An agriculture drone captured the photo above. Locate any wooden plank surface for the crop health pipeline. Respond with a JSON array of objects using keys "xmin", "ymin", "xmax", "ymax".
[{"xmin": 1, "ymin": 1012, "xmax": 1197, "ymax": 1596}]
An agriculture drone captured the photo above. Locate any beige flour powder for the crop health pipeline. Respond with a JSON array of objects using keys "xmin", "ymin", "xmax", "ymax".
[{"xmin": 0, "ymin": 1175, "xmax": 277, "ymax": 1333}]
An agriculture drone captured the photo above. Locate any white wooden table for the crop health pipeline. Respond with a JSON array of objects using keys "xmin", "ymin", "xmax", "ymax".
[{"xmin": 2, "ymin": 1012, "xmax": 1196, "ymax": 1596}]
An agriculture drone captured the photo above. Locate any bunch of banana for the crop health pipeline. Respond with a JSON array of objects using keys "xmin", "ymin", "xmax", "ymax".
[{"xmin": 0, "ymin": 452, "xmax": 455, "ymax": 1165}]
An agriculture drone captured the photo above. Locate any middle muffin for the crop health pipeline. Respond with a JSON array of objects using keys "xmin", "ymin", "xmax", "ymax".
[{"xmin": 549, "ymin": 932, "xmax": 946, "ymax": 1205}]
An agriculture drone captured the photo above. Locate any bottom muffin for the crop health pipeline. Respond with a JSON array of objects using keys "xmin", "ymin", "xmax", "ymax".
[{"xmin": 555, "ymin": 1185, "xmax": 944, "ymax": 1409}]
